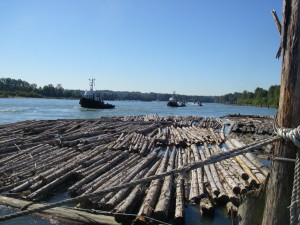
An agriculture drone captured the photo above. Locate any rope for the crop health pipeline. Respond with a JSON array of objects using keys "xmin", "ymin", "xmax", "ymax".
[
  {"xmin": 290, "ymin": 150, "xmax": 300, "ymax": 225},
  {"xmin": 273, "ymin": 115, "xmax": 300, "ymax": 225},
  {"xmin": 72, "ymin": 207, "xmax": 171, "ymax": 225},
  {"xmin": 275, "ymin": 126, "xmax": 300, "ymax": 148},
  {"xmin": 273, "ymin": 111, "xmax": 300, "ymax": 148},
  {"xmin": 273, "ymin": 157, "xmax": 296, "ymax": 163},
  {"xmin": 0, "ymin": 136, "xmax": 281, "ymax": 222}
]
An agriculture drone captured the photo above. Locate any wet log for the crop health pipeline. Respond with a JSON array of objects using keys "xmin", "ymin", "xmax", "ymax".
[
  {"xmin": 214, "ymin": 145, "xmax": 249, "ymax": 180},
  {"xmin": 220, "ymin": 173, "xmax": 239, "ymax": 206},
  {"xmin": 103, "ymin": 153, "xmax": 159, "ymax": 211},
  {"xmin": 139, "ymin": 139, "xmax": 149, "ymax": 155},
  {"xmin": 77, "ymin": 151, "xmax": 120, "ymax": 178},
  {"xmin": 68, "ymin": 151, "xmax": 128, "ymax": 195},
  {"xmin": 174, "ymin": 178, "xmax": 184, "ymax": 225},
  {"xmin": 174, "ymin": 148, "xmax": 185, "ymax": 225},
  {"xmin": 200, "ymin": 198, "xmax": 214, "ymax": 217},
  {"xmin": 133, "ymin": 148, "xmax": 170, "ymax": 225},
  {"xmin": 113, "ymin": 132, "xmax": 135, "ymax": 150},
  {"xmin": 0, "ymin": 196, "xmax": 118, "ymax": 225},
  {"xmin": 207, "ymin": 147, "xmax": 240, "ymax": 194},
  {"xmin": 227, "ymin": 140, "xmax": 265, "ymax": 185},
  {"xmin": 219, "ymin": 123, "xmax": 226, "ymax": 141},
  {"xmin": 177, "ymin": 127, "xmax": 191, "ymax": 145},
  {"xmin": 224, "ymin": 141, "xmax": 258, "ymax": 186},
  {"xmin": 188, "ymin": 148, "xmax": 199, "ymax": 202},
  {"xmin": 189, "ymin": 166, "xmax": 200, "ymax": 202},
  {"xmin": 96, "ymin": 151, "xmax": 158, "ymax": 209},
  {"xmin": 78, "ymin": 155, "xmax": 141, "ymax": 208},
  {"xmin": 204, "ymin": 179, "xmax": 218, "ymax": 203},
  {"xmin": 211, "ymin": 147, "xmax": 249, "ymax": 193},
  {"xmin": 103, "ymin": 166, "xmax": 150, "ymax": 210},
  {"xmin": 28, "ymin": 166, "xmax": 79, "ymax": 200},
  {"xmin": 0, "ymin": 144, "xmax": 44, "ymax": 166},
  {"xmin": 198, "ymin": 145, "xmax": 219, "ymax": 196},
  {"xmin": 113, "ymin": 158, "xmax": 162, "ymax": 223},
  {"xmin": 226, "ymin": 202, "xmax": 238, "ymax": 217},
  {"xmin": 153, "ymin": 147, "xmax": 176, "ymax": 221},
  {"xmin": 209, "ymin": 128, "xmax": 222, "ymax": 145},
  {"xmin": 77, "ymin": 154, "xmax": 140, "ymax": 195},
  {"xmin": 190, "ymin": 145, "xmax": 205, "ymax": 200},
  {"xmin": 231, "ymin": 139, "xmax": 269, "ymax": 177}
]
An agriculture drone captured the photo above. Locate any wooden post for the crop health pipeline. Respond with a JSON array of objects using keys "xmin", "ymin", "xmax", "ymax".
[{"xmin": 262, "ymin": 0, "xmax": 300, "ymax": 224}]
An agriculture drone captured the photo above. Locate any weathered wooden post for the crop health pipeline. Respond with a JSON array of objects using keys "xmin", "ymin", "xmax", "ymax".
[
  {"xmin": 237, "ymin": 1, "xmax": 300, "ymax": 225},
  {"xmin": 262, "ymin": 0, "xmax": 300, "ymax": 224}
]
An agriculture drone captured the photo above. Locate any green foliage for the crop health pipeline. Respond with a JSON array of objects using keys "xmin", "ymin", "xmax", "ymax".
[
  {"xmin": 2, "ymin": 77, "xmax": 279, "ymax": 106},
  {"xmin": 0, "ymin": 78, "xmax": 81, "ymax": 98},
  {"xmin": 214, "ymin": 85, "xmax": 280, "ymax": 108},
  {"xmin": 0, "ymin": 78, "xmax": 214, "ymax": 102}
]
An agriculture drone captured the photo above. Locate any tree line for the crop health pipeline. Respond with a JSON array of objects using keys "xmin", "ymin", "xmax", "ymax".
[
  {"xmin": 0, "ymin": 78, "xmax": 213, "ymax": 102},
  {"xmin": 0, "ymin": 78, "xmax": 280, "ymax": 107},
  {"xmin": 0, "ymin": 78, "xmax": 82, "ymax": 98},
  {"xmin": 214, "ymin": 85, "xmax": 280, "ymax": 108}
]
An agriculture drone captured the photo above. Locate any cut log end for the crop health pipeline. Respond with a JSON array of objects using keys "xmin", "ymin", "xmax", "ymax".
[
  {"xmin": 200, "ymin": 198, "xmax": 215, "ymax": 217},
  {"xmin": 133, "ymin": 216, "xmax": 148, "ymax": 225}
]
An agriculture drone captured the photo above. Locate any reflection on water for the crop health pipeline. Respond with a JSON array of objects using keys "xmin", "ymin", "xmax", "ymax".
[{"xmin": 0, "ymin": 98, "xmax": 276, "ymax": 225}]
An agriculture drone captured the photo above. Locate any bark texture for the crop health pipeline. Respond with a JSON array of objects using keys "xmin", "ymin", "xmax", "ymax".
[{"xmin": 263, "ymin": 2, "xmax": 300, "ymax": 224}]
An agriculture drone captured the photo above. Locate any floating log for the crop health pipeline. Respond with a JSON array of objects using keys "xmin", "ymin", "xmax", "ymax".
[
  {"xmin": 104, "ymin": 154, "xmax": 159, "ymax": 211},
  {"xmin": 226, "ymin": 201, "xmax": 238, "ymax": 217},
  {"xmin": 202, "ymin": 145, "xmax": 228, "ymax": 203},
  {"xmin": 97, "ymin": 151, "xmax": 158, "ymax": 209},
  {"xmin": 208, "ymin": 147, "xmax": 241, "ymax": 195},
  {"xmin": 174, "ymin": 148, "xmax": 185, "ymax": 225},
  {"xmin": 113, "ymin": 158, "xmax": 161, "ymax": 223},
  {"xmin": 227, "ymin": 140, "xmax": 266, "ymax": 185},
  {"xmin": 230, "ymin": 139, "xmax": 269, "ymax": 177},
  {"xmin": 77, "ymin": 154, "xmax": 141, "ymax": 195},
  {"xmin": 181, "ymin": 148, "xmax": 189, "ymax": 202},
  {"xmin": 174, "ymin": 178, "xmax": 185, "ymax": 225},
  {"xmin": 200, "ymin": 198, "xmax": 214, "ymax": 217},
  {"xmin": 68, "ymin": 151, "xmax": 128, "ymax": 195},
  {"xmin": 0, "ymin": 196, "xmax": 118, "ymax": 225},
  {"xmin": 0, "ymin": 115, "xmax": 278, "ymax": 225},
  {"xmin": 224, "ymin": 141, "xmax": 258, "ymax": 186},
  {"xmin": 198, "ymin": 145, "xmax": 219, "ymax": 196},
  {"xmin": 190, "ymin": 145, "xmax": 205, "ymax": 200},
  {"xmin": 219, "ymin": 172, "xmax": 240, "ymax": 206},
  {"xmin": 28, "ymin": 167, "xmax": 79, "ymax": 200},
  {"xmin": 215, "ymin": 145, "xmax": 249, "ymax": 181},
  {"xmin": 133, "ymin": 148, "xmax": 170, "ymax": 225},
  {"xmin": 153, "ymin": 147, "xmax": 176, "ymax": 221}
]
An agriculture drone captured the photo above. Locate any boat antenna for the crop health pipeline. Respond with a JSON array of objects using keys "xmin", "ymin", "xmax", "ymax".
[{"xmin": 89, "ymin": 78, "xmax": 95, "ymax": 91}]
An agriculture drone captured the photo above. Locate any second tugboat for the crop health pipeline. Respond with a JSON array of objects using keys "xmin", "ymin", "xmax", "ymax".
[
  {"xmin": 79, "ymin": 78, "xmax": 115, "ymax": 109},
  {"xmin": 167, "ymin": 92, "xmax": 186, "ymax": 107}
]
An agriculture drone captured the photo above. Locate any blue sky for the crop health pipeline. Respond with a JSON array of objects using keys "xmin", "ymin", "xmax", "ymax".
[{"xmin": 0, "ymin": 0, "xmax": 282, "ymax": 96}]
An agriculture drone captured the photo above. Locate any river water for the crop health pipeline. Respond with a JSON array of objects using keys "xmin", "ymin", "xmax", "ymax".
[{"xmin": 0, "ymin": 98, "xmax": 277, "ymax": 225}]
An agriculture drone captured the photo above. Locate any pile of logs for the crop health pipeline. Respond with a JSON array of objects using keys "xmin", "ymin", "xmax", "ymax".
[
  {"xmin": 0, "ymin": 115, "xmax": 274, "ymax": 225},
  {"xmin": 222, "ymin": 114, "xmax": 274, "ymax": 135}
]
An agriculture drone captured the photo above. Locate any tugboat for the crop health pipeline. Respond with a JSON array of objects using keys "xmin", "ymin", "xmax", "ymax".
[
  {"xmin": 167, "ymin": 93, "xmax": 186, "ymax": 107},
  {"xmin": 79, "ymin": 79, "xmax": 115, "ymax": 109}
]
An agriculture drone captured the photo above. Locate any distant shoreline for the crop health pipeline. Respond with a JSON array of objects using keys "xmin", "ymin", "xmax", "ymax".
[{"xmin": 0, "ymin": 96, "xmax": 79, "ymax": 100}]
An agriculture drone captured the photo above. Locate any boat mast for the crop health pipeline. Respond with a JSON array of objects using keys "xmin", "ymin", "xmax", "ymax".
[{"xmin": 89, "ymin": 78, "xmax": 95, "ymax": 91}]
